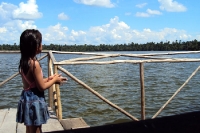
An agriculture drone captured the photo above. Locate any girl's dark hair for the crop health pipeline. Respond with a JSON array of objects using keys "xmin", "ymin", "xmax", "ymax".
[{"xmin": 19, "ymin": 29, "xmax": 42, "ymax": 74}]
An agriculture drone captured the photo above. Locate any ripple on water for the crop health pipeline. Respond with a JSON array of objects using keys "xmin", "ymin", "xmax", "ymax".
[{"xmin": 1, "ymin": 52, "xmax": 200, "ymax": 127}]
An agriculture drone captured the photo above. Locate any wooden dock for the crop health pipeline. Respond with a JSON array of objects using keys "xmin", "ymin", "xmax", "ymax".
[{"xmin": 0, "ymin": 108, "xmax": 89, "ymax": 133}]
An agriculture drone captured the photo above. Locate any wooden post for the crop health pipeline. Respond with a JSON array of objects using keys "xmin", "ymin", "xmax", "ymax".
[
  {"xmin": 58, "ymin": 66, "xmax": 139, "ymax": 121},
  {"xmin": 48, "ymin": 54, "xmax": 53, "ymax": 109},
  {"xmin": 140, "ymin": 63, "xmax": 145, "ymax": 120},
  {"xmin": 54, "ymin": 65, "xmax": 62, "ymax": 120}
]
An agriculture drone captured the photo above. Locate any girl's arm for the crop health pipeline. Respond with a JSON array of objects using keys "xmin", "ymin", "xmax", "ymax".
[
  {"xmin": 43, "ymin": 74, "xmax": 60, "ymax": 83},
  {"xmin": 31, "ymin": 60, "xmax": 66, "ymax": 91},
  {"xmin": 43, "ymin": 74, "xmax": 57, "ymax": 83}
]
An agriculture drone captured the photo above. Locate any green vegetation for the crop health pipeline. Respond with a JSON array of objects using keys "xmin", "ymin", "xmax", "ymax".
[{"xmin": 0, "ymin": 39, "xmax": 200, "ymax": 51}]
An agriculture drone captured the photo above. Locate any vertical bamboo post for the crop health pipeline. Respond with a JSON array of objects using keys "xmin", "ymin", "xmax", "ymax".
[
  {"xmin": 54, "ymin": 65, "xmax": 62, "ymax": 119},
  {"xmin": 140, "ymin": 63, "xmax": 145, "ymax": 120},
  {"xmin": 48, "ymin": 54, "xmax": 53, "ymax": 109}
]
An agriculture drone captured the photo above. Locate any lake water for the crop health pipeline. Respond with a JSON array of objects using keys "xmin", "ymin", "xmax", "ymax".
[{"xmin": 1, "ymin": 51, "xmax": 200, "ymax": 127}]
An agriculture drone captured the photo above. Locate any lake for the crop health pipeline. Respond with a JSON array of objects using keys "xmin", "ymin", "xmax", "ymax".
[{"xmin": 0, "ymin": 51, "xmax": 200, "ymax": 127}]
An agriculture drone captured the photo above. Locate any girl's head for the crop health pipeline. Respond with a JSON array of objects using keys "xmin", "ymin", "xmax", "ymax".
[
  {"xmin": 19, "ymin": 29, "xmax": 42, "ymax": 73},
  {"xmin": 20, "ymin": 29, "xmax": 42, "ymax": 58}
]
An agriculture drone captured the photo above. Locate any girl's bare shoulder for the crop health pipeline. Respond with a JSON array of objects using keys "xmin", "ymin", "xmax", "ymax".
[{"xmin": 29, "ymin": 58, "xmax": 41, "ymax": 71}]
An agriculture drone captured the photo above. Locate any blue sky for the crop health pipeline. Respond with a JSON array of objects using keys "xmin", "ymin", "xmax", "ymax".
[{"xmin": 0, "ymin": 0, "xmax": 200, "ymax": 45}]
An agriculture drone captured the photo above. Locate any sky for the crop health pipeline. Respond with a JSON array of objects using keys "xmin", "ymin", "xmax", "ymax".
[{"xmin": 0, "ymin": 0, "xmax": 200, "ymax": 45}]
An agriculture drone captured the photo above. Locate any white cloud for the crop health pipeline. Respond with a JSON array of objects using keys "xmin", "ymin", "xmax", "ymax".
[
  {"xmin": 0, "ymin": 8, "xmax": 196, "ymax": 46},
  {"xmin": 136, "ymin": 3, "xmax": 147, "ymax": 8},
  {"xmin": 135, "ymin": 12, "xmax": 150, "ymax": 17},
  {"xmin": 136, "ymin": 9, "xmax": 162, "ymax": 17},
  {"xmin": 42, "ymin": 23, "xmax": 68, "ymax": 43},
  {"xmin": 73, "ymin": 0, "xmax": 115, "ymax": 8},
  {"xmin": 58, "ymin": 12, "xmax": 69, "ymax": 20},
  {"xmin": 158, "ymin": 0, "xmax": 187, "ymax": 12},
  {"xmin": 0, "ymin": 20, "xmax": 37, "ymax": 44},
  {"xmin": 12, "ymin": 0, "xmax": 42, "ymax": 20},
  {"xmin": 0, "ymin": 27, "xmax": 7, "ymax": 33},
  {"xmin": 0, "ymin": 2, "xmax": 17, "ymax": 23},
  {"xmin": 147, "ymin": 9, "xmax": 162, "ymax": 15}
]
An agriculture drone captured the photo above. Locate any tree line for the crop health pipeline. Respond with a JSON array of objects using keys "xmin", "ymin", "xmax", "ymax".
[{"xmin": 0, "ymin": 39, "xmax": 200, "ymax": 51}]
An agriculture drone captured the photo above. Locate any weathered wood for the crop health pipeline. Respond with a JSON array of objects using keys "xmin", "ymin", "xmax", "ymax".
[
  {"xmin": 58, "ymin": 66, "xmax": 139, "ymax": 121},
  {"xmin": 140, "ymin": 63, "xmax": 145, "ymax": 120},
  {"xmin": 0, "ymin": 108, "xmax": 64, "ymax": 133},
  {"xmin": 54, "ymin": 65, "xmax": 62, "ymax": 120},
  {"xmin": 59, "ymin": 54, "xmax": 120, "ymax": 63},
  {"xmin": 0, "ymin": 54, "xmax": 48, "ymax": 88},
  {"xmin": 48, "ymin": 54, "xmax": 53, "ymax": 109},
  {"xmin": 0, "ymin": 109, "xmax": 7, "ymax": 128},
  {"xmin": 60, "ymin": 117, "xmax": 89, "ymax": 130},
  {"xmin": 54, "ymin": 58, "xmax": 200, "ymax": 65},
  {"xmin": 0, "ymin": 108, "xmax": 17, "ymax": 133},
  {"xmin": 48, "ymin": 50, "xmax": 56, "ymax": 64},
  {"xmin": 0, "ymin": 72, "xmax": 19, "ymax": 87},
  {"xmin": 42, "ymin": 107, "xmax": 64, "ymax": 132}
]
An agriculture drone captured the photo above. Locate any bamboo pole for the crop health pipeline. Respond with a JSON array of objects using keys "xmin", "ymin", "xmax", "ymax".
[
  {"xmin": 50, "ymin": 50, "xmax": 200, "ymax": 56},
  {"xmin": 0, "ymin": 72, "xmax": 19, "ymax": 87},
  {"xmin": 54, "ymin": 58, "xmax": 200, "ymax": 65},
  {"xmin": 48, "ymin": 54, "xmax": 53, "ymax": 109},
  {"xmin": 59, "ymin": 54, "xmax": 120, "ymax": 63},
  {"xmin": 152, "ymin": 65, "xmax": 200, "ymax": 119},
  {"xmin": 54, "ymin": 65, "xmax": 62, "ymax": 119},
  {"xmin": 0, "ymin": 54, "xmax": 48, "ymax": 87},
  {"xmin": 47, "ymin": 52, "xmax": 58, "ymax": 110},
  {"xmin": 58, "ymin": 66, "xmax": 139, "ymax": 121},
  {"xmin": 48, "ymin": 51, "xmax": 56, "ymax": 64},
  {"xmin": 140, "ymin": 63, "xmax": 145, "ymax": 120},
  {"xmin": 50, "ymin": 50, "xmax": 106, "ymax": 56}
]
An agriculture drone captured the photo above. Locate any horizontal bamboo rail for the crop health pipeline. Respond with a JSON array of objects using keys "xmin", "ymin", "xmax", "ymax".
[
  {"xmin": 0, "ymin": 54, "xmax": 48, "ymax": 87},
  {"xmin": 0, "ymin": 72, "xmax": 19, "ymax": 87},
  {"xmin": 50, "ymin": 50, "xmax": 200, "ymax": 56},
  {"xmin": 54, "ymin": 58, "xmax": 200, "ymax": 65},
  {"xmin": 58, "ymin": 66, "xmax": 139, "ymax": 121}
]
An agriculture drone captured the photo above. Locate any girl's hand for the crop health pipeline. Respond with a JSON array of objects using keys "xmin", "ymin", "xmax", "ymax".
[
  {"xmin": 54, "ymin": 74, "xmax": 68, "ymax": 85},
  {"xmin": 48, "ymin": 73, "xmax": 61, "ymax": 81}
]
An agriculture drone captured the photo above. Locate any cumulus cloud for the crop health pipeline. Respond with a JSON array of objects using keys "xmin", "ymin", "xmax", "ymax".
[
  {"xmin": 147, "ymin": 9, "xmax": 162, "ymax": 15},
  {"xmin": 136, "ymin": 3, "xmax": 147, "ymax": 8},
  {"xmin": 0, "ymin": 20, "xmax": 37, "ymax": 44},
  {"xmin": 0, "ymin": 1, "xmax": 40, "ymax": 44},
  {"xmin": 158, "ymin": 0, "xmax": 187, "ymax": 12},
  {"xmin": 136, "ymin": 9, "xmax": 162, "ymax": 17},
  {"xmin": 12, "ymin": 0, "xmax": 42, "ymax": 20},
  {"xmin": 0, "ymin": 2, "xmax": 17, "ymax": 24},
  {"xmin": 73, "ymin": 0, "xmax": 115, "ymax": 8},
  {"xmin": 0, "ymin": 6, "xmax": 195, "ymax": 46},
  {"xmin": 58, "ymin": 12, "xmax": 69, "ymax": 20},
  {"xmin": 42, "ymin": 23, "xmax": 68, "ymax": 43}
]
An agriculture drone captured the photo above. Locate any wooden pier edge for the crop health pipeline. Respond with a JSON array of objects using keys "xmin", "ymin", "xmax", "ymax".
[{"xmin": 0, "ymin": 108, "xmax": 89, "ymax": 133}]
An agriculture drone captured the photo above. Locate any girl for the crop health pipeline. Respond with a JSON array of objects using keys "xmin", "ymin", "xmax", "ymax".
[{"xmin": 16, "ymin": 29, "xmax": 67, "ymax": 133}]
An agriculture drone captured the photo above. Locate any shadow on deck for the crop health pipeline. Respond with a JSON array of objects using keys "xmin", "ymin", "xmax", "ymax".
[{"xmin": 48, "ymin": 110, "xmax": 200, "ymax": 133}]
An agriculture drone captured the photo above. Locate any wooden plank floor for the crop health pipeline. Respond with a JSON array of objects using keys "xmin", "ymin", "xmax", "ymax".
[
  {"xmin": 0, "ymin": 108, "xmax": 90, "ymax": 133},
  {"xmin": 0, "ymin": 108, "xmax": 64, "ymax": 133}
]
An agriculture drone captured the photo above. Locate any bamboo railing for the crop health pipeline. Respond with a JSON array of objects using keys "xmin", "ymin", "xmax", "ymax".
[{"xmin": 1, "ymin": 50, "xmax": 200, "ymax": 122}]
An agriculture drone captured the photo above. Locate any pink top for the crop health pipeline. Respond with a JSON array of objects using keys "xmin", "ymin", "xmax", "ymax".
[
  {"xmin": 21, "ymin": 70, "xmax": 43, "ymax": 91},
  {"xmin": 21, "ymin": 71, "xmax": 36, "ymax": 90}
]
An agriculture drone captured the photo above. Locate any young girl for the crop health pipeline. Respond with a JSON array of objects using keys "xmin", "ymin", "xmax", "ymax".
[{"xmin": 16, "ymin": 29, "xmax": 67, "ymax": 133}]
